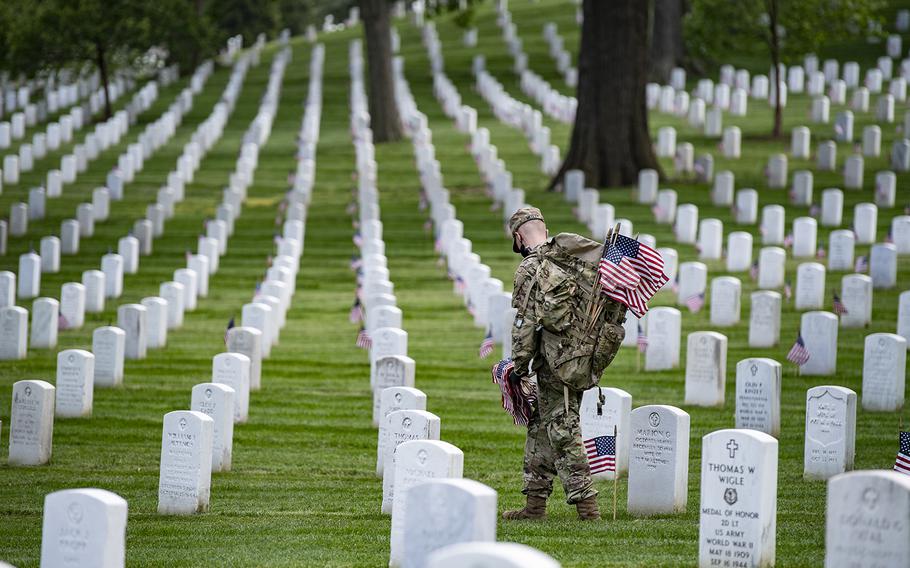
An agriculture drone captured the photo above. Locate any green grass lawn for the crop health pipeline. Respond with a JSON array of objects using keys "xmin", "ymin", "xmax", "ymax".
[{"xmin": 1, "ymin": 1, "xmax": 909, "ymax": 566}]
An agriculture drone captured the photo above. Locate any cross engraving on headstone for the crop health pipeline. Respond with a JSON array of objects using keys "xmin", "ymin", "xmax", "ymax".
[{"xmin": 727, "ymin": 439, "xmax": 739, "ymax": 458}]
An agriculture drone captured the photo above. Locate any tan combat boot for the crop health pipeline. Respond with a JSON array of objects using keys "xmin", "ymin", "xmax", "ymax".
[
  {"xmin": 502, "ymin": 495, "xmax": 547, "ymax": 520},
  {"xmin": 576, "ymin": 495, "xmax": 601, "ymax": 520}
]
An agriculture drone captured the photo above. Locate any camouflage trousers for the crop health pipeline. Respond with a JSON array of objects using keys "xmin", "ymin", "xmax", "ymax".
[{"xmin": 521, "ymin": 371, "xmax": 595, "ymax": 504}]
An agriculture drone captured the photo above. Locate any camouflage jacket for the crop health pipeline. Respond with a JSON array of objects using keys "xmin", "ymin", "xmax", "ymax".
[{"xmin": 510, "ymin": 239, "xmax": 551, "ymax": 378}]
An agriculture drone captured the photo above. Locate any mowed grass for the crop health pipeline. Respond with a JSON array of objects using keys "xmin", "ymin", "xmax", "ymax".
[{"xmin": 1, "ymin": 1, "xmax": 909, "ymax": 566}]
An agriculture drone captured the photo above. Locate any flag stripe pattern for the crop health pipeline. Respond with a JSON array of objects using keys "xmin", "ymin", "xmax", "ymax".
[
  {"xmin": 832, "ymin": 292, "xmax": 849, "ymax": 315},
  {"xmin": 895, "ymin": 431, "xmax": 910, "ymax": 476},
  {"xmin": 491, "ymin": 358, "xmax": 535, "ymax": 426},
  {"xmin": 787, "ymin": 333, "xmax": 810, "ymax": 366},
  {"xmin": 599, "ymin": 235, "xmax": 669, "ymax": 318},
  {"xmin": 637, "ymin": 323, "xmax": 648, "ymax": 353},
  {"xmin": 479, "ymin": 330, "xmax": 494, "ymax": 359},
  {"xmin": 584, "ymin": 435, "xmax": 616, "ymax": 474}
]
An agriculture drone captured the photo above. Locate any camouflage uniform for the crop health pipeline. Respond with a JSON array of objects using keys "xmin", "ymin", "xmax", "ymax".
[{"xmin": 511, "ymin": 238, "xmax": 596, "ymax": 505}]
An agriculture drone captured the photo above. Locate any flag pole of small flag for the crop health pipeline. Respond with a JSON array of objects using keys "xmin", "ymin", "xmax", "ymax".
[
  {"xmin": 356, "ymin": 326, "xmax": 372, "ymax": 349},
  {"xmin": 832, "ymin": 291, "xmax": 848, "ymax": 315},
  {"xmin": 786, "ymin": 332, "xmax": 810, "ymax": 366},
  {"xmin": 894, "ymin": 430, "xmax": 910, "ymax": 476},
  {"xmin": 478, "ymin": 329, "xmax": 494, "ymax": 359},
  {"xmin": 224, "ymin": 316, "xmax": 235, "ymax": 345}
]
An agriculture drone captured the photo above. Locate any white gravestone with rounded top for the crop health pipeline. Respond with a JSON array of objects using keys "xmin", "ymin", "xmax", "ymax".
[
  {"xmin": 157, "ymin": 410, "xmax": 214, "ymax": 515},
  {"xmin": 580, "ymin": 387, "xmax": 631, "ymax": 479},
  {"xmin": 377, "ymin": 387, "xmax": 427, "ymax": 477},
  {"xmin": 40, "ymin": 488, "xmax": 127, "ymax": 568},
  {"xmin": 372, "ymin": 355, "xmax": 415, "ymax": 427},
  {"xmin": 627, "ymin": 405, "xmax": 689, "ymax": 516},
  {"xmin": 749, "ymin": 291, "xmax": 781, "ymax": 348},
  {"xmin": 227, "ymin": 327, "xmax": 262, "ymax": 391},
  {"xmin": 710, "ymin": 277, "xmax": 741, "ymax": 327},
  {"xmin": 389, "ymin": 440, "xmax": 464, "ymax": 567},
  {"xmin": 117, "ymin": 304, "xmax": 147, "ymax": 360},
  {"xmin": 0, "ymin": 306, "xmax": 28, "ymax": 360},
  {"xmin": 698, "ymin": 429, "xmax": 778, "ymax": 568},
  {"xmin": 400, "ymin": 478, "xmax": 497, "ymax": 568},
  {"xmin": 685, "ymin": 332, "xmax": 728, "ymax": 407},
  {"xmin": 55, "ymin": 349, "xmax": 94, "ymax": 418},
  {"xmin": 801, "ymin": 311, "xmax": 839, "ymax": 375},
  {"xmin": 735, "ymin": 358, "xmax": 781, "ymax": 437},
  {"xmin": 93, "ymin": 326, "xmax": 125, "ymax": 387},
  {"xmin": 381, "ymin": 409, "xmax": 441, "ymax": 513},
  {"xmin": 427, "ymin": 542, "xmax": 561, "ymax": 568},
  {"xmin": 861, "ymin": 333, "xmax": 906, "ymax": 412},
  {"xmin": 191, "ymin": 383, "xmax": 235, "ymax": 472},
  {"xmin": 795, "ymin": 262, "xmax": 826, "ymax": 310},
  {"xmin": 804, "ymin": 385, "xmax": 856, "ymax": 480},
  {"xmin": 645, "ymin": 307, "xmax": 681, "ymax": 371},
  {"xmin": 8, "ymin": 379, "xmax": 55, "ymax": 465},
  {"xmin": 30, "ymin": 297, "xmax": 58, "ymax": 349},
  {"xmin": 212, "ymin": 352, "xmax": 250, "ymax": 424},
  {"xmin": 825, "ymin": 470, "xmax": 910, "ymax": 568},
  {"xmin": 840, "ymin": 274, "xmax": 872, "ymax": 328}
]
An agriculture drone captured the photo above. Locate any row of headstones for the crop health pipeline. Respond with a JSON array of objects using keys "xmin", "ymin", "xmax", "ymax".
[
  {"xmin": 0, "ymin": 59, "xmax": 259, "ymax": 361},
  {"xmin": 0, "ymin": 72, "xmax": 132, "ymax": 153},
  {"xmin": 0, "ymin": 79, "xmax": 158, "ymax": 196},
  {"xmin": 3, "ymin": 88, "xmax": 210, "ymax": 274},
  {"xmin": 158, "ymin": 42, "xmax": 317, "ymax": 516},
  {"xmin": 5, "ymin": 61, "xmax": 309, "ymax": 464},
  {"xmin": 2, "ymin": 69, "xmax": 101, "ymax": 118},
  {"xmin": 22, "ymin": 448, "xmax": 910, "ymax": 567},
  {"xmin": 494, "ymin": 4, "xmax": 576, "ymax": 126},
  {"xmin": 2, "ymin": 61, "xmax": 216, "ymax": 262}
]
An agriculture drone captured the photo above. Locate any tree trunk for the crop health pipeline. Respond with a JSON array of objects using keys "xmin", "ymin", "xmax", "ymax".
[
  {"xmin": 95, "ymin": 41, "xmax": 112, "ymax": 121},
  {"xmin": 648, "ymin": 0, "xmax": 686, "ymax": 84},
  {"xmin": 360, "ymin": 0, "xmax": 402, "ymax": 143},
  {"xmin": 551, "ymin": 0, "xmax": 662, "ymax": 190},
  {"xmin": 767, "ymin": 0, "xmax": 782, "ymax": 138}
]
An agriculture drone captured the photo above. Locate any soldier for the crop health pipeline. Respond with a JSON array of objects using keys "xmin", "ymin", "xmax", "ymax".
[{"xmin": 502, "ymin": 206, "xmax": 603, "ymax": 521}]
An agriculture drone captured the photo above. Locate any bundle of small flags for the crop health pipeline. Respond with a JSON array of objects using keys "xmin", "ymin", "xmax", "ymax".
[
  {"xmin": 598, "ymin": 234, "xmax": 669, "ymax": 318},
  {"xmin": 478, "ymin": 330, "xmax": 494, "ymax": 359},
  {"xmin": 491, "ymin": 358, "xmax": 536, "ymax": 426},
  {"xmin": 832, "ymin": 292, "xmax": 848, "ymax": 315},
  {"xmin": 894, "ymin": 430, "xmax": 910, "ymax": 476},
  {"xmin": 356, "ymin": 326, "xmax": 372, "ymax": 349},
  {"xmin": 685, "ymin": 292, "xmax": 705, "ymax": 313},
  {"xmin": 786, "ymin": 333, "xmax": 810, "ymax": 366}
]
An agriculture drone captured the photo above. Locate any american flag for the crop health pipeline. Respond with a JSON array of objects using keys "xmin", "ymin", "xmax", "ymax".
[
  {"xmin": 224, "ymin": 317, "xmax": 235, "ymax": 345},
  {"xmin": 455, "ymin": 275, "xmax": 466, "ymax": 294},
  {"xmin": 749, "ymin": 261, "xmax": 759, "ymax": 281},
  {"xmin": 784, "ymin": 280, "xmax": 792, "ymax": 301},
  {"xmin": 685, "ymin": 292, "xmax": 705, "ymax": 313},
  {"xmin": 854, "ymin": 255, "xmax": 868, "ymax": 273},
  {"xmin": 353, "ymin": 231, "xmax": 363, "ymax": 248},
  {"xmin": 895, "ymin": 431, "xmax": 910, "ymax": 476},
  {"xmin": 885, "ymin": 228, "xmax": 893, "ymax": 244},
  {"xmin": 786, "ymin": 333, "xmax": 810, "ymax": 366},
  {"xmin": 783, "ymin": 233, "xmax": 794, "ymax": 247},
  {"xmin": 349, "ymin": 298, "xmax": 363, "ymax": 323},
  {"xmin": 809, "ymin": 204, "xmax": 820, "ymax": 217},
  {"xmin": 816, "ymin": 246, "xmax": 826, "ymax": 259},
  {"xmin": 584, "ymin": 434, "xmax": 616, "ymax": 475},
  {"xmin": 467, "ymin": 299, "xmax": 476, "ymax": 317},
  {"xmin": 637, "ymin": 323, "xmax": 648, "ymax": 353},
  {"xmin": 356, "ymin": 326, "xmax": 372, "ymax": 349},
  {"xmin": 349, "ymin": 255, "xmax": 362, "ymax": 271},
  {"xmin": 58, "ymin": 313, "xmax": 69, "ymax": 331},
  {"xmin": 479, "ymin": 329, "xmax": 494, "ymax": 359},
  {"xmin": 832, "ymin": 292, "xmax": 849, "ymax": 315},
  {"xmin": 599, "ymin": 234, "xmax": 669, "ymax": 318}
]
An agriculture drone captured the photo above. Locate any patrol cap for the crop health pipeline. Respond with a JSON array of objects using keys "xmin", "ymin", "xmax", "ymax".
[{"xmin": 509, "ymin": 206, "xmax": 545, "ymax": 252}]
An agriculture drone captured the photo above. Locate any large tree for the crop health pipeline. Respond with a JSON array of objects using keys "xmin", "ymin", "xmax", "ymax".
[
  {"xmin": 360, "ymin": 0, "xmax": 403, "ymax": 142},
  {"xmin": 649, "ymin": 0, "xmax": 687, "ymax": 84},
  {"xmin": 3, "ymin": 0, "xmax": 181, "ymax": 120},
  {"xmin": 686, "ymin": 0, "xmax": 884, "ymax": 138},
  {"xmin": 551, "ymin": 0, "xmax": 661, "ymax": 190}
]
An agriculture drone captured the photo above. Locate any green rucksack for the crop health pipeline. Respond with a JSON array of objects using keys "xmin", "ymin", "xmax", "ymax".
[{"xmin": 525, "ymin": 233, "xmax": 627, "ymax": 392}]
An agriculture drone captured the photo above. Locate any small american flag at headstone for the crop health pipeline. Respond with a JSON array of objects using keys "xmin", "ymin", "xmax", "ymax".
[
  {"xmin": 349, "ymin": 298, "xmax": 363, "ymax": 323},
  {"xmin": 356, "ymin": 326, "xmax": 372, "ymax": 349},
  {"xmin": 478, "ymin": 329, "xmax": 494, "ymax": 359},
  {"xmin": 832, "ymin": 292, "xmax": 848, "ymax": 315},
  {"xmin": 685, "ymin": 292, "xmax": 705, "ymax": 313},
  {"xmin": 854, "ymin": 255, "xmax": 868, "ymax": 273},
  {"xmin": 637, "ymin": 323, "xmax": 648, "ymax": 353},
  {"xmin": 787, "ymin": 333, "xmax": 810, "ymax": 366},
  {"xmin": 584, "ymin": 434, "xmax": 616, "ymax": 475},
  {"xmin": 224, "ymin": 317, "xmax": 235, "ymax": 345},
  {"xmin": 894, "ymin": 431, "xmax": 910, "ymax": 476}
]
